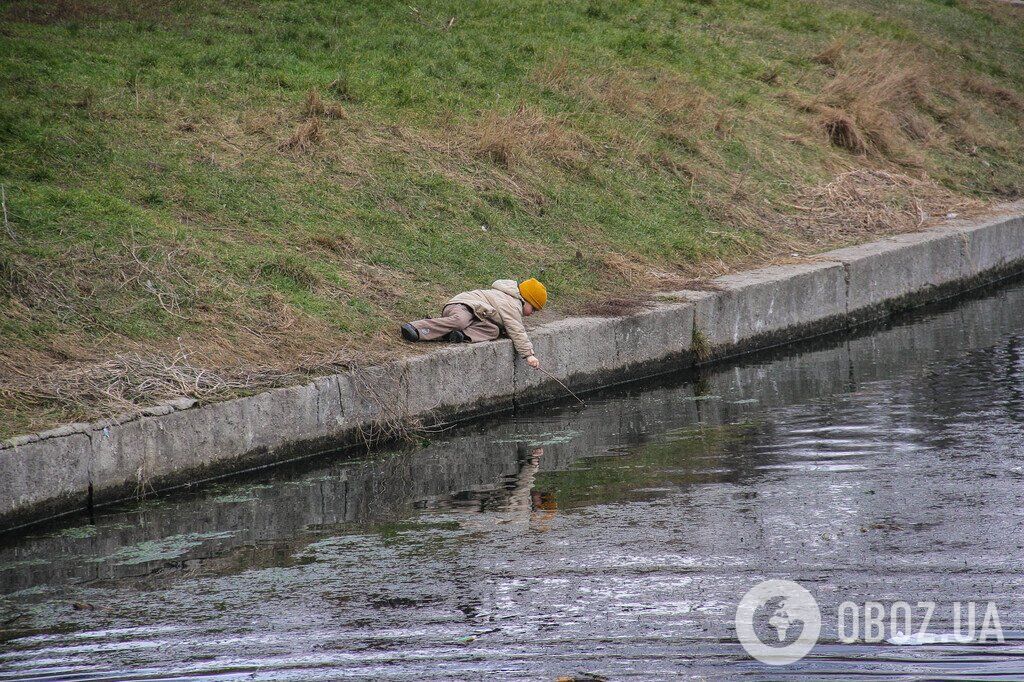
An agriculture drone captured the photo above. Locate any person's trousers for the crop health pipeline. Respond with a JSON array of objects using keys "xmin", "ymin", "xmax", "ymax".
[{"xmin": 408, "ymin": 303, "xmax": 500, "ymax": 343}]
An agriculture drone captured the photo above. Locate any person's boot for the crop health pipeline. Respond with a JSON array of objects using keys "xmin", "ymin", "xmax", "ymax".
[
  {"xmin": 400, "ymin": 323, "xmax": 420, "ymax": 342},
  {"xmin": 442, "ymin": 330, "xmax": 467, "ymax": 343}
]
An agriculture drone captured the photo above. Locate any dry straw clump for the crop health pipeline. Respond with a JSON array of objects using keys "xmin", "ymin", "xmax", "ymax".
[
  {"xmin": 805, "ymin": 38, "xmax": 1021, "ymax": 162},
  {"xmin": 279, "ymin": 116, "xmax": 323, "ymax": 153},
  {"xmin": 276, "ymin": 89, "xmax": 348, "ymax": 153},
  {"xmin": 304, "ymin": 88, "xmax": 347, "ymax": 120},
  {"xmin": 812, "ymin": 41, "xmax": 934, "ymax": 159}
]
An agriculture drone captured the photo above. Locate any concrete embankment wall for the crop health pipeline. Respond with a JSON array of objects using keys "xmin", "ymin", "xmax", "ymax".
[{"xmin": 3, "ymin": 205, "xmax": 1023, "ymax": 532}]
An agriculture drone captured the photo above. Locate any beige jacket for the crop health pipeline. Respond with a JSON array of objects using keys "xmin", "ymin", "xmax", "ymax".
[{"xmin": 447, "ymin": 279, "xmax": 534, "ymax": 357}]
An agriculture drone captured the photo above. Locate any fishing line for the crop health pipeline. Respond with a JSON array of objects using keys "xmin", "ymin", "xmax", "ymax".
[{"xmin": 536, "ymin": 365, "xmax": 586, "ymax": 406}]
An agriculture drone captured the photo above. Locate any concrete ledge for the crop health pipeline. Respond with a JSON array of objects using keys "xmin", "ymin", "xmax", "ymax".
[
  {"xmin": 613, "ymin": 301, "xmax": 695, "ymax": 371},
  {"xmin": 405, "ymin": 338, "xmax": 516, "ymax": 418},
  {"xmin": 0, "ymin": 433, "xmax": 91, "ymax": 527},
  {"xmin": 687, "ymin": 259, "xmax": 848, "ymax": 359},
  {"xmin": 2, "ymin": 203, "xmax": 1023, "ymax": 532},
  {"xmin": 826, "ymin": 230, "xmax": 967, "ymax": 322},
  {"xmin": 952, "ymin": 213, "xmax": 1024, "ymax": 280}
]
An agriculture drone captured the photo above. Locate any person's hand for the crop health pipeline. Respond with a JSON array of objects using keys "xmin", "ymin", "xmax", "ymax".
[{"xmin": 526, "ymin": 355, "xmax": 540, "ymax": 369}]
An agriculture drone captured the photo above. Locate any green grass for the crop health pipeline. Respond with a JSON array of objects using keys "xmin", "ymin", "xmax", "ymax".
[{"xmin": 1, "ymin": 0, "xmax": 1023, "ymax": 435}]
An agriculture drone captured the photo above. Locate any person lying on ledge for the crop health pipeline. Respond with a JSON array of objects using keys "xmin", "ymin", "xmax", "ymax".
[{"xmin": 401, "ymin": 278, "xmax": 546, "ymax": 370}]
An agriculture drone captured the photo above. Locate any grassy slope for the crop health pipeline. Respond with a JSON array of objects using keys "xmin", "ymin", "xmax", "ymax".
[{"xmin": 1, "ymin": 0, "xmax": 1022, "ymax": 436}]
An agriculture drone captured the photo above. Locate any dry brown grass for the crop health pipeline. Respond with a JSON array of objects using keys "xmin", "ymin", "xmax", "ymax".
[
  {"xmin": 275, "ymin": 90, "xmax": 352, "ymax": 154},
  {"xmin": 188, "ymin": 95, "xmax": 555, "ymax": 208},
  {"xmin": 0, "ymin": 348, "xmax": 294, "ymax": 419},
  {"xmin": 801, "ymin": 38, "xmax": 1020, "ymax": 164},
  {"xmin": 779, "ymin": 169, "xmax": 985, "ymax": 243},
  {"xmin": 583, "ymin": 71, "xmax": 651, "ymax": 117},
  {"xmin": 819, "ymin": 107, "xmax": 868, "ymax": 153},
  {"xmin": 961, "ymin": 74, "xmax": 1024, "ymax": 116},
  {"xmin": 0, "ymin": 234, "xmax": 210, "ymax": 337},
  {"xmin": 554, "ymin": 64, "xmax": 732, "ymax": 216},
  {"xmin": 0, "ymin": 296, "xmax": 408, "ymax": 434},
  {"xmin": 308, "ymin": 232, "xmax": 358, "ymax": 255},
  {"xmin": 0, "ymin": 223, "xmax": 404, "ymax": 435},
  {"xmin": 681, "ymin": 165, "xmax": 987, "ymax": 281},
  {"xmin": 599, "ymin": 250, "xmax": 686, "ymax": 289},
  {"xmin": 0, "ymin": 338, "xmax": 409, "ymax": 436},
  {"xmin": 531, "ymin": 50, "xmax": 574, "ymax": 92},
  {"xmin": 813, "ymin": 36, "xmax": 847, "ymax": 68},
  {"xmin": 535, "ymin": 62, "xmax": 718, "ymax": 153},
  {"xmin": 468, "ymin": 103, "xmax": 587, "ymax": 169}
]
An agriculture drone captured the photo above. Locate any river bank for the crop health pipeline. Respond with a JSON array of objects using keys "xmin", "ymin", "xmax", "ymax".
[
  {"xmin": 2, "ymin": 204, "xmax": 1022, "ymax": 532},
  {"xmin": 5, "ymin": 249, "xmax": 1024, "ymax": 679}
]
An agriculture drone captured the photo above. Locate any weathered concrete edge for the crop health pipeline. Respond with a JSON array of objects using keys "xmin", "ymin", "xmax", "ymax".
[{"xmin": 3, "ymin": 204, "xmax": 1023, "ymax": 532}]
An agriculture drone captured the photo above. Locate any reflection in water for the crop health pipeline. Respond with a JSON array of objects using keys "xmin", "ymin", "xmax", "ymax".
[{"xmin": 3, "ymin": 280, "xmax": 1024, "ymax": 679}]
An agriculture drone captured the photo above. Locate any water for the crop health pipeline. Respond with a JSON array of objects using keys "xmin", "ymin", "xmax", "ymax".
[{"xmin": 4, "ymin": 280, "xmax": 1024, "ymax": 680}]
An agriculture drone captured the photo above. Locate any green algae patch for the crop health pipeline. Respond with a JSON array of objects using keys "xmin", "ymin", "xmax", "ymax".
[
  {"xmin": 89, "ymin": 530, "xmax": 238, "ymax": 566},
  {"xmin": 0, "ymin": 558, "xmax": 49, "ymax": 571},
  {"xmin": 209, "ymin": 483, "xmax": 274, "ymax": 504},
  {"xmin": 492, "ymin": 429, "xmax": 582, "ymax": 447},
  {"xmin": 47, "ymin": 525, "xmax": 99, "ymax": 540}
]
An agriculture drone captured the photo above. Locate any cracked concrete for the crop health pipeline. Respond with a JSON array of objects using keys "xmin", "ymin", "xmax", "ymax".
[{"xmin": 2, "ymin": 204, "xmax": 1023, "ymax": 532}]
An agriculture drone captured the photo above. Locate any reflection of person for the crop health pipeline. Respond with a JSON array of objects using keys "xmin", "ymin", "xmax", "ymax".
[
  {"xmin": 453, "ymin": 445, "xmax": 557, "ymax": 534},
  {"xmin": 401, "ymin": 278, "xmax": 547, "ymax": 369},
  {"xmin": 533, "ymin": 490, "xmax": 558, "ymax": 512},
  {"xmin": 506, "ymin": 446, "xmax": 544, "ymax": 517},
  {"xmin": 504, "ymin": 446, "xmax": 557, "ymax": 530}
]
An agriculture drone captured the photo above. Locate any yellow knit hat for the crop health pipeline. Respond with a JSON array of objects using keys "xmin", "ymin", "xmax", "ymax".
[{"xmin": 518, "ymin": 278, "xmax": 547, "ymax": 310}]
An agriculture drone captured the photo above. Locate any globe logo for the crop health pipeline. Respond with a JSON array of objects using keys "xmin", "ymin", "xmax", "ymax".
[
  {"xmin": 768, "ymin": 598, "xmax": 799, "ymax": 640},
  {"xmin": 735, "ymin": 579, "xmax": 821, "ymax": 665}
]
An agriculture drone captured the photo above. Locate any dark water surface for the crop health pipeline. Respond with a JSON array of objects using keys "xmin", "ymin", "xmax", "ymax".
[{"xmin": 4, "ymin": 281, "xmax": 1024, "ymax": 681}]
